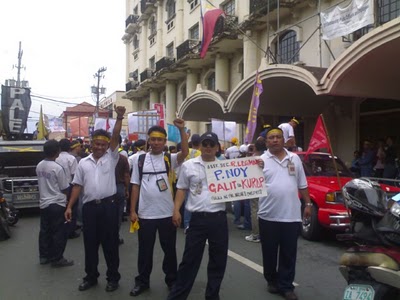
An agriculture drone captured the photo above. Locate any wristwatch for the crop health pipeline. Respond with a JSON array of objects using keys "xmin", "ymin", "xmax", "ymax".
[{"xmin": 305, "ymin": 202, "xmax": 313, "ymax": 207}]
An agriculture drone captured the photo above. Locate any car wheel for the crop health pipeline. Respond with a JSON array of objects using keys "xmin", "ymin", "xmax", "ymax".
[{"xmin": 301, "ymin": 202, "xmax": 322, "ymax": 241}]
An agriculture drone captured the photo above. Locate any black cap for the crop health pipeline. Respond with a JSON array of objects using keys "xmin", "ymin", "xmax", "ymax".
[
  {"xmin": 200, "ymin": 132, "xmax": 219, "ymax": 144},
  {"xmin": 191, "ymin": 134, "xmax": 201, "ymax": 144}
]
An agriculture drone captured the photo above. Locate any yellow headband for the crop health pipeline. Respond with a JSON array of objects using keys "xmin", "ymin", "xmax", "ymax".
[
  {"xmin": 93, "ymin": 136, "xmax": 110, "ymax": 142},
  {"xmin": 267, "ymin": 129, "xmax": 283, "ymax": 136},
  {"xmin": 70, "ymin": 143, "xmax": 81, "ymax": 149},
  {"xmin": 149, "ymin": 132, "xmax": 166, "ymax": 139},
  {"xmin": 291, "ymin": 118, "xmax": 299, "ymax": 125}
]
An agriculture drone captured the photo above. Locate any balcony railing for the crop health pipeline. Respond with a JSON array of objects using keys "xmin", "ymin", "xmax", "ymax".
[
  {"xmin": 140, "ymin": 68, "xmax": 153, "ymax": 82},
  {"xmin": 214, "ymin": 15, "xmax": 239, "ymax": 37},
  {"xmin": 155, "ymin": 57, "xmax": 175, "ymax": 72},
  {"xmin": 140, "ymin": 0, "xmax": 157, "ymax": 14},
  {"xmin": 126, "ymin": 81, "xmax": 139, "ymax": 92},
  {"xmin": 250, "ymin": 0, "xmax": 278, "ymax": 15},
  {"xmin": 125, "ymin": 14, "xmax": 140, "ymax": 28},
  {"xmin": 176, "ymin": 39, "xmax": 201, "ymax": 60}
]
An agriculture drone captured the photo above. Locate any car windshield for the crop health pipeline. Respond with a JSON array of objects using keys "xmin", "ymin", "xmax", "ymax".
[{"xmin": 298, "ymin": 153, "xmax": 353, "ymax": 178}]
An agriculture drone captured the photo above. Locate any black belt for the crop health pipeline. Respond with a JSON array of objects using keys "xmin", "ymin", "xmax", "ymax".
[
  {"xmin": 191, "ymin": 211, "xmax": 226, "ymax": 217},
  {"xmin": 89, "ymin": 194, "xmax": 117, "ymax": 205}
]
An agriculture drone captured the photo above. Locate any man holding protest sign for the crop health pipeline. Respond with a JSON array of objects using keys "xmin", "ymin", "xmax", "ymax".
[
  {"xmin": 259, "ymin": 127, "xmax": 311, "ymax": 300},
  {"xmin": 167, "ymin": 132, "xmax": 228, "ymax": 300}
]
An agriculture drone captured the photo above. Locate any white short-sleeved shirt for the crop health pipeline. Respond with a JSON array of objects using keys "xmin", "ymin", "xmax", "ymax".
[
  {"xmin": 131, "ymin": 152, "xmax": 179, "ymax": 219},
  {"xmin": 258, "ymin": 149, "xmax": 308, "ymax": 222},
  {"xmin": 128, "ymin": 150, "xmax": 146, "ymax": 172},
  {"xmin": 278, "ymin": 123, "xmax": 295, "ymax": 143},
  {"xmin": 72, "ymin": 147, "xmax": 119, "ymax": 204},
  {"xmin": 36, "ymin": 160, "xmax": 70, "ymax": 209},
  {"xmin": 177, "ymin": 156, "xmax": 226, "ymax": 213},
  {"xmin": 55, "ymin": 151, "xmax": 77, "ymax": 183},
  {"xmin": 225, "ymin": 145, "xmax": 240, "ymax": 159}
]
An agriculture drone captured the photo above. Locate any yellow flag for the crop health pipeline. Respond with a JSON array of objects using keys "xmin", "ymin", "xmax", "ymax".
[{"xmin": 37, "ymin": 105, "xmax": 48, "ymax": 140}]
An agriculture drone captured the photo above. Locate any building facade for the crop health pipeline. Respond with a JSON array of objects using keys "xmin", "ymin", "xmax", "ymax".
[{"xmin": 122, "ymin": 0, "xmax": 400, "ymax": 163}]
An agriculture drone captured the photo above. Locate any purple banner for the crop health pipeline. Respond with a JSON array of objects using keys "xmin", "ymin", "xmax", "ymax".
[{"xmin": 244, "ymin": 71, "xmax": 263, "ymax": 143}]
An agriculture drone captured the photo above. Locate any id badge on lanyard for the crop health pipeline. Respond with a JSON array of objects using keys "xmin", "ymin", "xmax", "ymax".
[{"xmin": 288, "ymin": 162, "xmax": 296, "ymax": 176}]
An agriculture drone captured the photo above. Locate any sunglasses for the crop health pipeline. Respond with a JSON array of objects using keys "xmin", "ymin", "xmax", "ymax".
[{"xmin": 202, "ymin": 140, "xmax": 216, "ymax": 148}]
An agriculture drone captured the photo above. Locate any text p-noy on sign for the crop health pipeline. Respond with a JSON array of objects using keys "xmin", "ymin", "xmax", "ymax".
[{"xmin": 204, "ymin": 157, "xmax": 267, "ymax": 204}]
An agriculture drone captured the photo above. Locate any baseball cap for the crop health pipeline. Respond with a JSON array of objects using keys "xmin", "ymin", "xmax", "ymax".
[
  {"xmin": 200, "ymin": 132, "xmax": 219, "ymax": 144},
  {"xmin": 191, "ymin": 134, "xmax": 201, "ymax": 144}
]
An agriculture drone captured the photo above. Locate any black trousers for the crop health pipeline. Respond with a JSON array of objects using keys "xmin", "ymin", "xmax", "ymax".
[
  {"xmin": 135, "ymin": 217, "xmax": 177, "ymax": 287},
  {"xmin": 259, "ymin": 219, "xmax": 301, "ymax": 293},
  {"xmin": 39, "ymin": 203, "xmax": 68, "ymax": 262},
  {"xmin": 167, "ymin": 212, "xmax": 228, "ymax": 300},
  {"xmin": 82, "ymin": 198, "xmax": 120, "ymax": 283}
]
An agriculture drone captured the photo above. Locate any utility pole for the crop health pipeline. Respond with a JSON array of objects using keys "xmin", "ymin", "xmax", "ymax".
[
  {"xmin": 14, "ymin": 42, "xmax": 24, "ymax": 87},
  {"xmin": 91, "ymin": 67, "xmax": 107, "ymax": 117}
]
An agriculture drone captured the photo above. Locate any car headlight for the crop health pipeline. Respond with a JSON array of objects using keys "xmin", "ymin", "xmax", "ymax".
[
  {"xmin": 390, "ymin": 202, "xmax": 400, "ymax": 218},
  {"xmin": 326, "ymin": 192, "xmax": 344, "ymax": 204}
]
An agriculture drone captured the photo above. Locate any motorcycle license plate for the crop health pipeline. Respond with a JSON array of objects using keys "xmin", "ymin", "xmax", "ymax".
[{"xmin": 343, "ymin": 284, "xmax": 375, "ymax": 300}]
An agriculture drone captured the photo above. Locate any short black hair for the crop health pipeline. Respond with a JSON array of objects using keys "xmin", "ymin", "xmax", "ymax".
[
  {"xmin": 92, "ymin": 129, "xmax": 111, "ymax": 140},
  {"xmin": 77, "ymin": 138, "xmax": 84, "ymax": 145},
  {"xmin": 255, "ymin": 138, "xmax": 267, "ymax": 152},
  {"xmin": 44, "ymin": 140, "xmax": 60, "ymax": 157},
  {"xmin": 169, "ymin": 145, "xmax": 176, "ymax": 152},
  {"xmin": 59, "ymin": 138, "xmax": 71, "ymax": 152},
  {"xmin": 148, "ymin": 125, "xmax": 167, "ymax": 137}
]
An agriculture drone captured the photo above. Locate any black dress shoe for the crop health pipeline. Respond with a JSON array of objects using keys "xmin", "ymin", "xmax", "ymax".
[
  {"xmin": 78, "ymin": 280, "xmax": 98, "ymax": 291},
  {"xmin": 130, "ymin": 284, "xmax": 149, "ymax": 296},
  {"xmin": 105, "ymin": 281, "xmax": 119, "ymax": 292}
]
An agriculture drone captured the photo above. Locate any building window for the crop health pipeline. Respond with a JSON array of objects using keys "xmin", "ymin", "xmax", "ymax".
[
  {"xmin": 149, "ymin": 56, "xmax": 155, "ymax": 70},
  {"xmin": 166, "ymin": 42, "xmax": 174, "ymax": 58},
  {"xmin": 133, "ymin": 34, "xmax": 139, "ymax": 49},
  {"xmin": 222, "ymin": 0, "xmax": 235, "ymax": 15},
  {"xmin": 207, "ymin": 72, "xmax": 215, "ymax": 91},
  {"xmin": 149, "ymin": 16, "xmax": 157, "ymax": 36},
  {"xmin": 166, "ymin": 0, "xmax": 176, "ymax": 20},
  {"xmin": 190, "ymin": 0, "xmax": 199, "ymax": 10},
  {"xmin": 378, "ymin": 0, "xmax": 400, "ymax": 24},
  {"xmin": 277, "ymin": 30, "xmax": 299, "ymax": 64},
  {"xmin": 189, "ymin": 23, "xmax": 199, "ymax": 40}
]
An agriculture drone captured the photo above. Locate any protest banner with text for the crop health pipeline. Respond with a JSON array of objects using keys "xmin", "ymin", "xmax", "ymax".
[{"xmin": 205, "ymin": 157, "xmax": 267, "ymax": 204}]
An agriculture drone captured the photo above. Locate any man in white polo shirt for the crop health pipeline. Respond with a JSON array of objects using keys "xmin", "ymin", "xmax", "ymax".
[
  {"xmin": 259, "ymin": 127, "xmax": 311, "ymax": 300},
  {"xmin": 65, "ymin": 105, "xmax": 126, "ymax": 293},
  {"xmin": 167, "ymin": 132, "xmax": 228, "ymax": 300}
]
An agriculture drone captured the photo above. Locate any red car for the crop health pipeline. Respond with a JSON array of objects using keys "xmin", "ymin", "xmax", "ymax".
[{"xmin": 297, "ymin": 152, "xmax": 400, "ymax": 241}]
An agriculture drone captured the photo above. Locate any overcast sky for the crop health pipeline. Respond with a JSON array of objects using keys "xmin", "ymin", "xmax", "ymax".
[{"xmin": 0, "ymin": 0, "xmax": 125, "ymax": 124}]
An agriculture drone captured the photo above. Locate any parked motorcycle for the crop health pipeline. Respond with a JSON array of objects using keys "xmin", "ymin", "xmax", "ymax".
[
  {"xmin": 0, "ymin": 190, "xmax": 19, "ymax": 241},
  {"xmin": 338, "ymin": 178, "xmax": 400, "ymax": 300}
]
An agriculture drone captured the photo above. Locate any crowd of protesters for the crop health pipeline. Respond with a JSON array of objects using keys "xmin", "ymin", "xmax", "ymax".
[{"xmin": 36, "ymin": 112, "xmax": 310, "ymax": 300}]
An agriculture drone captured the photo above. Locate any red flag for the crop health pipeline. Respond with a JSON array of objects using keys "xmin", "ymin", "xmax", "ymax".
[
  {"xmin": 305, "ymin": 114, "xmax": 331, "ymax": 157},
  {"xmin": 200, "ymin": 0, "xmax": 225, "ymax": 59}
]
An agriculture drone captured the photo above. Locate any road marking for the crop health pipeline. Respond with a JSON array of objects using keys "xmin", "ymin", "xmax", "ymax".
[{"xmin": 227, "ymin": 248, "xmax": 299, "ymax": 287}]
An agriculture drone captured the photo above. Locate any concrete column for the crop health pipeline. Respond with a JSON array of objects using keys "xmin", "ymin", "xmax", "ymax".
[
  {"xmin": 131, "ymin": 99, "xmax": 139, "ymax": 112},
  {"xmin": 243, "ymin": 30, "xmax": 258, "ymax": 77},
  {"xmin": 140, "ymin": 20, "xmax": 148, "ymax": 71},
  {"xmin": 149, "ymin": 89, "xmax": 159, "ymax": 108},
  {"xmin": 215, "ymin": 53, "xmax": 229, "ymax": 92},
  {"xmin": 185, "ymin": 69, "xmax": 200, "ymax": 134},
  {"xmin": 176, "ymin": 0, "xmax": 184, "ymax": 47},
  {"xmin": 156, "ymin": 1, "xmax": 163, "ymax": 60},
  {"xmin": 165, "ymin": 81, "xmax": 177, "ymax": 126}
]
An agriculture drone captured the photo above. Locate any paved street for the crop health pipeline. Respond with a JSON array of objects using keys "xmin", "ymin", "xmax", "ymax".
[{"xmin": 0, "ymin": 209, "xmax": 348, "ymax": 300}]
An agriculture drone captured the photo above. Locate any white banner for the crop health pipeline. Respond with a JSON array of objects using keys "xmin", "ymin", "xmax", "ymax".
[
  {"xmin": 321, "ymin": 0, "xmax": 374, "ymax": 40},
  {"xmin": 211, "ymin": 118, "xmax": 236, "ymax": 142},
  {"xmin": 205, "ymin": 157, "xmax": 267, "ymax": 204},
  {"xmin": 94, "ymin": 118, "xmax": 116, "ymax": 132}
]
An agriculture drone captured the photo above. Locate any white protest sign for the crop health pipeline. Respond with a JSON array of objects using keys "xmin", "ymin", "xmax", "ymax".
[{"xmin": 204, "ymin": 157, "xmax": 267, "ymax": 203}]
